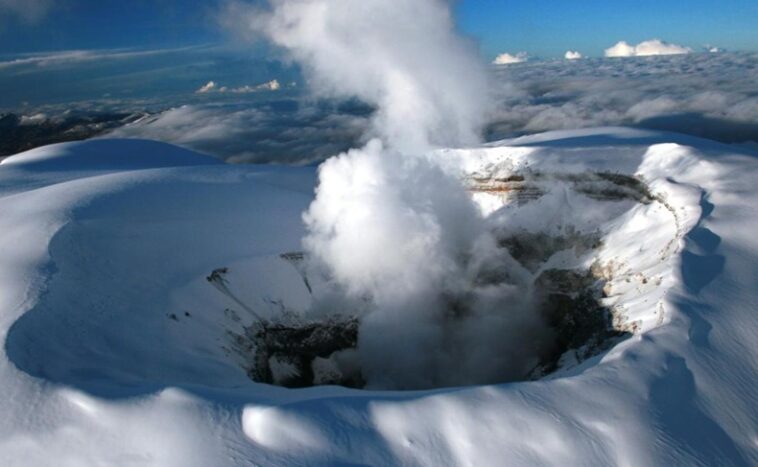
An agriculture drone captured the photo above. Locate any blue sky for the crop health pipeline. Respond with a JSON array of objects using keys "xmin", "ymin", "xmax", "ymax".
[
  {"xmin": 0, "ymin": 0, "xmax": 756, "ymax": 59},
  {"xmin": 456, "ymin": 0, "xmax": 758, "ymax": 58}
]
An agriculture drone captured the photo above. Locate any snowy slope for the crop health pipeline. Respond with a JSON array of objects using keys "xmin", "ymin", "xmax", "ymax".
[{"xmin": 0, "ymin": 129, "xmax": 756, "ymax": 465}]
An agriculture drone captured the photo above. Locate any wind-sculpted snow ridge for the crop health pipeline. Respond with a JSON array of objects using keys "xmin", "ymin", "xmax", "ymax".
[{"xmin": 0, "ymin": 128, "xmax": 756, "ymax": 465}]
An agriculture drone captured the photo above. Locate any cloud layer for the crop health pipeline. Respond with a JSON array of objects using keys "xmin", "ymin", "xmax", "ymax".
[
  {"xmin": 7, "ymin": 52, "xmax": 758, "ymax": 164},
  {"xmin": 238, "ymin": 0, "xmax": 490, "ymax": 153},
  {"xmin": 108, "ymin": 100, "xmax": 370, "ymax": 164},
  {"xmin": 605, "ymin": 39, "xmax": 692, "ymax": 57},
  {"xmin": 487, "ymin": 52, "xmax": 758, "ymax": 146}
]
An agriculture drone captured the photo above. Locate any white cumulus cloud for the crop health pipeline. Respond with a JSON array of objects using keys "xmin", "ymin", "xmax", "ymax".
[
  {"xmin": 229, "ymin": 79, "xmax": 281, "ymax": 93},
  {"xmin": 196, "ymin": 81, "xmax": 218, "ymax": 94},
  {"xmin": 493, "ymin": 52, "xmax": 528, "ymax": 65},
  {"xmin": 564, "ymin": 50, "xmax": 583, "ymax": 60},
  {"xmin": 605, "ymin": 39, "xmax": 692, "ymax": 58},
  {"xmin": 196, "ymin": 79, "xmax": 281, "ymax": 94}
]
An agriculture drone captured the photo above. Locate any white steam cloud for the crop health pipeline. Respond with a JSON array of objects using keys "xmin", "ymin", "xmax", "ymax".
[
  {"xmin": 240, "ymin": 0, "xmax": 547, "ymax": 388},
  {"xmin": 245, "ymin": 0, "xmax": 489, "ymax": 153},
  {"xmin": 493, "ymin": 52, "xmax": 528, "ymax": 65},
  {"xmin": 605, "ymin": 39, "xmax": 692, "ymax": 57},
  {"xmin": 565, "ymin": 50, "xmax": 583, "ymax": 60},
  {"xmin": 302, "ymin": 140, "xmax": 544, "ymax": 388}
]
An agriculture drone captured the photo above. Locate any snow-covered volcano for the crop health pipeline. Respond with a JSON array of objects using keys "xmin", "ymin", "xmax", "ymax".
[{"xmin": 0, "ymin": 128, "xmax": 756, "ymax": 465}]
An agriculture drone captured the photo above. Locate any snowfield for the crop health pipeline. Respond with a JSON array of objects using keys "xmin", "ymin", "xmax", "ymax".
[{"xmin": 0, "ymin": 128, "xmax": 756, "ymax": 465}]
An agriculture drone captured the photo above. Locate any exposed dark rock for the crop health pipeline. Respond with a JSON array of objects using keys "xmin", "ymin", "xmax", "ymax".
[
  {"xmin": 466, "ymin": 171, "xmax": 655, "ymax": 206},
  {"xmin": 498, "ymin": 227, "xmax": 601, "ymax": 273},
  {"xmin": 531, "ymin": 268, "xmax": 629, "ymax": 377},
  {"xmin": 241, "ymin": 316, "xmax": 361, "ymax": 388}
]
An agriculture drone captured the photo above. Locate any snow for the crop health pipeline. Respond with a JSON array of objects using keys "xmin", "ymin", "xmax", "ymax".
[{"xmin": 0, "ymin": 129, "xmax": 756, "ymax": 465}]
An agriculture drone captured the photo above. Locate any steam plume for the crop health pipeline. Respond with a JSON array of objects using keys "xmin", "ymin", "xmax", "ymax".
[
  {"xmin": 240, "ymin": 0, "xmax": 547, "ymax": 388},
  {"xmin": 245, "ymin": 0, "xmax": 489, "ymax": 153}
]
